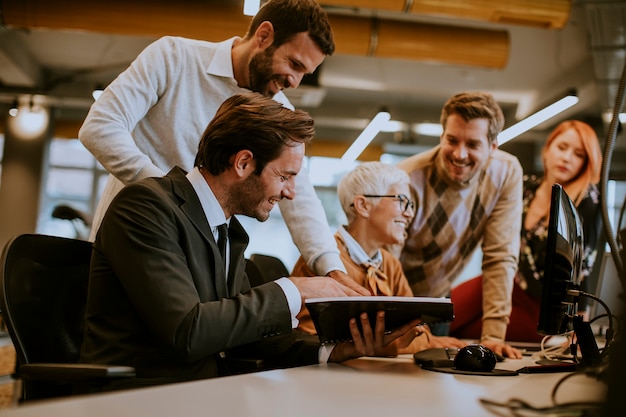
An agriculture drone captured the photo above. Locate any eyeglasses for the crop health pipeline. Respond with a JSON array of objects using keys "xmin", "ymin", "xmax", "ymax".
[{"xmin": 361, "ymin": 194, "xmax": 415, "ymax": 213}]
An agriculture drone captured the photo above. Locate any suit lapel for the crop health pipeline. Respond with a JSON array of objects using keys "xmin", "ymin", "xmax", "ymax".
[{"xmin": 167, "ymin": 167, "xmax": 229, "ymax": 298}]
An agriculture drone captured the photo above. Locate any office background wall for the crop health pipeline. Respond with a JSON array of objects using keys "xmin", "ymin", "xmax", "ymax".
[{"xmin": 0, "ymin": 116, "xmax": 51, "ymax": 249}]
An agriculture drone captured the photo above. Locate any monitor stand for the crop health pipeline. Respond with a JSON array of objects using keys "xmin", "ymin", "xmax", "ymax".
[
  {"xmin": 572, "ymin": 315, "xmax": 602, "ymax": 367},
  {"xmin": 517, "ymin": 316, "xmax": 603, "ymax": 374}
]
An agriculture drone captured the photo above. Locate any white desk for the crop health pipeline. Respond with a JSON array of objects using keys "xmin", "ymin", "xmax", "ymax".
[{"xmin": 0, "ymin": 355, "xmax": 607, "ymax": 417}]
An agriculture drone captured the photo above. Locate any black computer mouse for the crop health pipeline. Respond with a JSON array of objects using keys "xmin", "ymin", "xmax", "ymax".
[{"xmin": 453, "ymin": 344, "xmax": 497, "ymax": 372}]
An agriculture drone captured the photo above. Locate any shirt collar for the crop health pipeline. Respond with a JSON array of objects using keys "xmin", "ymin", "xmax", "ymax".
[
  {"xmin": 206, "ymin": 37, "xmax": 294, "ymax": 110},
  {"xmin": 337, "ymin": 225, "xmax": 382, "ymax": 267},
  {"xmin": 206, "ymin": 37, "xmax": 238, "ymax": 79},
  {"xmin": 187, "ymin": 167, "xmax": 228, "ymax": 235}
]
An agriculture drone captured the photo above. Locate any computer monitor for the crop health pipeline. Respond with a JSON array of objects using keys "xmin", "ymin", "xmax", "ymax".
[
  {"xmin": 537, "ymin": 183, "xmax": 584, "ymax": 336},
  {"xmin": 537, "ymin": 183, "xmax": 603, "ymax": 367}
]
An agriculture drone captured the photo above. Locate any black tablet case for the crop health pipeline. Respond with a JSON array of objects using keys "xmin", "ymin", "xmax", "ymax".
[{"xmin": 305, "ymin": 296, "xmax": 454, "ymax": 344}]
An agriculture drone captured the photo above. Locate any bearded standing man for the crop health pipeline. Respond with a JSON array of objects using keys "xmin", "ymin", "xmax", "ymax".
[
  {"xmin": 397, "ymin": 92, "xmax": 524, "ymax": 359},
  {"xmin": 79, "ymin": 0, "xmax": 366, "ymax": 294}
]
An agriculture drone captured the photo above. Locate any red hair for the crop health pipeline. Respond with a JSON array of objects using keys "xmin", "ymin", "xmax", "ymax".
[{"xmin": 542, "ymin": 120, "xmax": 602, "ymax": 206}]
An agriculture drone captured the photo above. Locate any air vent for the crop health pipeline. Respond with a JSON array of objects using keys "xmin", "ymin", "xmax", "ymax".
[{"xmin": 585, "ymin": 1, "xmax": 626, "ymax": 112}]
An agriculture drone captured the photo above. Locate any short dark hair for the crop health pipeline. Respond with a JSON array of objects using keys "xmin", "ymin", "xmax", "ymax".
[
  {"xmin": 195, "ymin": 93, "xmax": 315, "ymax": 176},
  {"xmin": 440, "ymin": 92, "xmax": 505, "ymax": 144},
  {"xmin": 245, "ymin": 0, "xmax": 335, "ymax": 55}
]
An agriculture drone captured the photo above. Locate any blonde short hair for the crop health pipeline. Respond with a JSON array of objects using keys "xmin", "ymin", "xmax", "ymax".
[{"xmin": 338, "ymin": 162, "xmax": 411, "ymax": 223}]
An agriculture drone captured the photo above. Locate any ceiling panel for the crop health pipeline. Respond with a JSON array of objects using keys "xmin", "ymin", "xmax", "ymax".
[{"xmin": 0, "ymin": 0, "xmax": 624, "ymax": 170}]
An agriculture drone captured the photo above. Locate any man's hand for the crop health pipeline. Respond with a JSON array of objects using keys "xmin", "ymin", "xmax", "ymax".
[
  {"xmin": 328, "ymin": 311, "xmax": 422, "ymax": 362},
  {"xmin": 480, "ymin": 340, "xmax": 523, "ymax": 359},
  {"xmin": 427, "ymin": 335, "xmax": 468, "ymax": 349},
  {"xmin": 289, "ymin": 275, "xmax": 363, "ymax": 300},
  {"xmin": 326, "ymin": 270, "xmax": 370, "ymax": 296},
  {"xmin": 397, "ymin": 327, "xmax": 468, "ymax": 354}
]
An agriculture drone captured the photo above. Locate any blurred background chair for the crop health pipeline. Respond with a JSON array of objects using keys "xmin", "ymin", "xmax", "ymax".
[
  {"xmin": 0, "ymin": 234, "xmax": 134, "ymax": 403},
  {"xmin": 247, "ymin": 254, "xmax": 289, "ymax": 286},
  {"xmin": 245, "ymin": 258, "xmax": 266, "ymax": 289},
  {"xmin": 50, "ymin": 204, "xmax": 92, "ymax": 241}
]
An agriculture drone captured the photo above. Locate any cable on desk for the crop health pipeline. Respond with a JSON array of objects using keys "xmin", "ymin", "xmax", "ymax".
[
  {"xmin": 550, "ymin": 371, "xmax": 605, "ymax": 404},
  {"xmin": 479, "ymin": 397, "xmax": 603, "ymax": 417},
  {"xmin": 532, "ymin": 333, "xmax": 574, "ymax": 363},
  {"xmin": 480, "ymin": 369, "xmax": 607, "ymax": 416}
]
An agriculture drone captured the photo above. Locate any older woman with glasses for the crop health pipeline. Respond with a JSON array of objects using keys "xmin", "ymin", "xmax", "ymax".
[{"xmin": 291, "ymin": 161, "xmax": 466, "ymax": 352}]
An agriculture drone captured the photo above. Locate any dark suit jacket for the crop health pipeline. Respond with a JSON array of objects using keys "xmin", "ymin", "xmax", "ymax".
[{"xmin": 80, "ymin": 167, "xmax": 320, "ymax": 389}]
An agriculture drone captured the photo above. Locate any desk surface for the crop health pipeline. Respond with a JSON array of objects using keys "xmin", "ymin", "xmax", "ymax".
[{"xmin": 0, "ymin": 355, "xmax": 607, "ymax": 417}]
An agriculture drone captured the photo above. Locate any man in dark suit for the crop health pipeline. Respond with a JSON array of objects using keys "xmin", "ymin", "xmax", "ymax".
[{"xmin": 80, "ymin": 93, "xmax": 419, "ymax": 390}]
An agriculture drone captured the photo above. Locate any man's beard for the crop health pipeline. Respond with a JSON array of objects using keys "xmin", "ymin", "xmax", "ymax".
[
  {"xmin": 248, "ymin": 46, "xmax": 277, "ymax": 96},
  {"xmin": 227, "ymin": 173, "xmax": 277, "ymax": 222}
]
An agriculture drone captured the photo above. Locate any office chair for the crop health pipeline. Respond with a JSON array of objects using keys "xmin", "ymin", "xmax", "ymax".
[
  {"xmin": 245, "ymin": 258, "xmax": 266, "ymax": 288},
  {"xmin": 0, "ymin": 234, "xmax": 134, "ymax": 403},
  {"xmin": 51, "ymin": 204, "xmax": 92, "ymax": 241},
  {"xmin": 248, "ymin": 254, "xmax": 290, "ymax": 285}
]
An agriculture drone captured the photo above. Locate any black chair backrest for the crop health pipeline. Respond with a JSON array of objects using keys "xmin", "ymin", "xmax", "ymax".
[
  {"xmin": 245, "ymin": 258, "xmax": 266, "ymax": 288},
  {"xmin": 0, "ymin": 234, "xmax": 93, "ymax": 368},
  {"xmin": 249, "ymin": 254, "xmax": 290, "ymax": 284}
]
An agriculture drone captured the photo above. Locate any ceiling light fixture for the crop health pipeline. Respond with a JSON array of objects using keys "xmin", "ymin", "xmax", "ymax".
[
  {"xmin": 498, "ymin": 90, "xmax": 579, "ymax": 145},
  {"xmin": 8, "ymin": 99, "xmax": 19, "ymax": 117},
  {"xmin": 7, "ymin": 95, "xmax": 50, "ymax": 140},
  {"xmin": 243, "ymin": 0, "xmax": 261, "ymax": 16},
  {"xmin": 341, "ymin": 110, "xmax": 391, "ymax": 164},
  {"xmin": 602, "ymin": 110, "xmax": 626, "ymax": 124}
]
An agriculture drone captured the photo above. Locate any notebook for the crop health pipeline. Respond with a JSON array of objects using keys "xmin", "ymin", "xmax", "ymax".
[{"xmin": 305, "ymin": 296, "xmax": 454, "ymax": 344}]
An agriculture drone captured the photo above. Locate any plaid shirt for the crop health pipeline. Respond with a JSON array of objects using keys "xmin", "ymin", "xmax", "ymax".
[{"xmin": 398, "ymin": 145, "xmax": 523, "ymax": 342}]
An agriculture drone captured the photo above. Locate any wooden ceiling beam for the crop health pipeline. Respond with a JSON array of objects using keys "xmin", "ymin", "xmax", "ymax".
[
  {"xmin": 1, "ymin": 0, "xmax": 509, "ymax": 69},
  {"xmin": 319, "ymin": 0, "xmax": 572, "ymax": 29},
  {"xmin": 330, "ymin": 14, "xmax": 508, "ymax": 68}
]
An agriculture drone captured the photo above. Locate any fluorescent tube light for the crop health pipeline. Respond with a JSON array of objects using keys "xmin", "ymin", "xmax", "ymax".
[
  {"xmin": 498, "ymin": 94, "xmax": 578, "ymax": 144},
  {"xmin": 341, "ymin": 111, "xmax": 391, "ymax": 164},
  {"xmin": 412, "ymin": 122, "xmax": 443, "ymax": 137},
  {"xmin": 381, "ymin": 119, "xmax": 407, "ymax": 133},
  {"xmin": 243, "ymin": 0, "xmax": 261, "ymax": 16}
]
